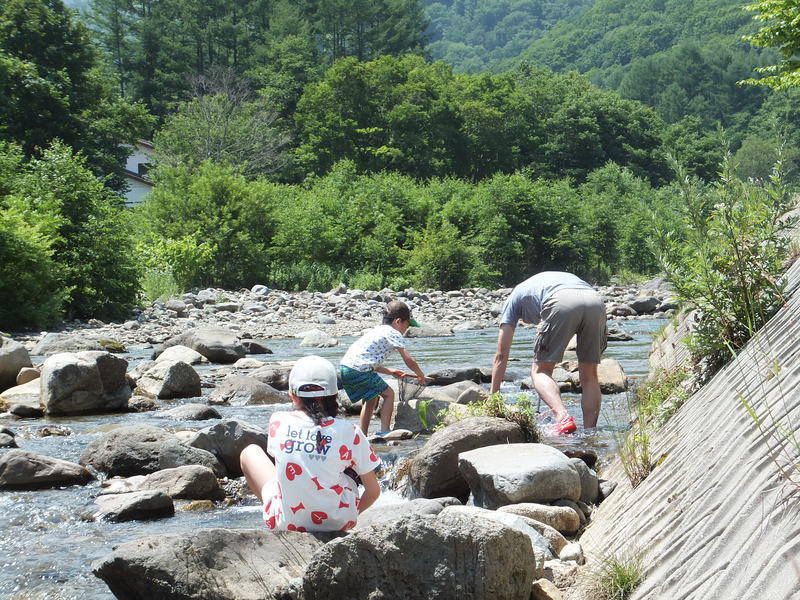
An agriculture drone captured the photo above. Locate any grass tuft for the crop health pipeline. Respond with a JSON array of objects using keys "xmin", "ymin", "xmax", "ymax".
[{"xmin": 584, "ymin": 549, "xmax": 645, "ymax": 600}]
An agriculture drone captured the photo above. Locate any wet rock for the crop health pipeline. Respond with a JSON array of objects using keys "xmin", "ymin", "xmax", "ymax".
[
  {"xmin": 1, "ymin": 379, "xmax": 43, "ymax": 417},
  {"xmin": 155, "ymin": 345, "xmax": 206, "ymax": 365},
  {"xmin": 608, "ymin": 303, "xmax": 637, "ymax": 317},
  {"xmin": 135, "ymin": 360, "xmax": 201, "ymax": 399},
  {"xmin": 393, "ymin": 397, "xmax": 450, "ymax": 432},
  {"xmin": 456, "ymin": 385, "xmax": 489, "ymax": 405},
  {"xmin": 409, "ymin": 417, "xmax": 527, "ymax": 501},
  {"xmin": 92, "ymin": 528, "xmax": 329, "ymax": 600},
  {"xmin": 0, "ymin": 337, "xmax": 32, "ymax": 392},
  {"xmin": 560, "ymin": 358, "xmax": 627, "ymax": 394},
  {"xmin": 497, "ymin": 503, "xmax": 581, "ymax": 536},
  {"xmin": 95, "ymin": 490, "xmax": 174, "ymax": 522},
  {"xmin": 458, "ymin": 443, "xmax": 581, "ymax": 509},
  {"xmin": 569, "ymin": 457, "xmax": 599, "ymax": 505},
  {"xmin": 419, "ymin": 380, "xmax": 483, "ymax": 403},
  {"xmin": 208, "ymin": 375, "xmax": 288, "ymax": 406},
  {"xmin": 41, "ymin": 351, "xmax": 131, "ymax": 415},
  {"xmin": 298, "ymin": 328, "xmax": 338, "ymax": 348},
  {"xmin": 80, "ymin": 425, "xmax": 224, "ymax": 477},
  {"xmin": 427, "ymin": 367, "xmax": 483, "ymax": 386},
  {"xmin": 186, "ymin": 419, "xmax": 268, "ymax": 477},
  {"xmin": 241, "ymin": 339, "xmax": 272, "ymax": 354},
  {"xmin": 405, "ymin": 324, "xmax": 454, "ymax": 338},
  {"xmin": 629, "ymin": 296, "xmax": 660, "ymax": 314},
  {"xmin": 154, "ymin": 328, "xmax": 245, "ymax": 364},
  {"xmin": 232, "ymin": 357, "xmax": 266, "ymax": 369},
  {"xmin": 250, "ymin": 365, "xmax": 292, "ymax": 390},
  {"xmin": 126, "ymin": 395, "xmax": 158, "ymax": 412},
  {"xmin": 137, "ymin": 465, "xmax": 224, "ymax": 500},
  {"xmin": 15, "ymin": 367, "xmax": 40, "ymax": 385},
  {"xmin": 0, "ymin": 432, "xmax": 17, "ymax": 447},
  {"xmin": 157, "ymin": 403, "xmax": 221, "ymax": 421},
  {"xmin": 181, "ymin": 499, "xmax": 215, "ymax": 511},
  {"xmin": 0, "ymin": 450, "xmax": 94, "ymax": 489},
  {"xmin": 303, "ymin": 512, "xmax": 535, "ymax": 600},
  {"xmin": 560, "ymin": 447, "xmax": 598, "ymax": 469},
  {"xmin": 607, "ymin": 328, "xmax": 633, "ymax": 342}
]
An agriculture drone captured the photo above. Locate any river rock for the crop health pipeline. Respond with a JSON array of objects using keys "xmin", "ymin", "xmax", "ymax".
[
  {"xmin": 427, "ymin": 367, "xmax": 483, "ymax": 386},
  {"xmin": 607, "ymin": 328, "xmax": 633, "ymax": 342},
  {"xmin": 608, "ymin": 303, "xmax": 637, "ymax": 317},
  {"xmin": 0, "ymin": 337, "xmax": 32, "ymax": 392},
  {"xmin": 92, "ymin": 528, "xmax": 330, "ymax": 600},
  {"xmin": 531, "ymin": 579, "xmax": 563, "ymax": 600},
  {"xmin": 232, "ymin": 357, "xmax": 266, "ymax": 369},
  {"xmin": 629, "ymin": 296, "xmax": 660, "ymax": 314},
  {"xmin": 164, "ymin": 299, "xmax": 187, "ymax": 316},
  {"xmin": 250, "ymin": 364, "xmax": 292, "ymax": 390},
  {"xmin": 0, "ymin": 379, "xmax": 43, "ymax": 417},
  {"xmin": 137, "ymin": 465, "xmax": 224, "ymax": 500},
  {"xmin": 393, "ymin": 397, "xmax": 450, "ymax": 432},
  {"xmin": 33, "ymin": 332, "xmax": 127, "ymax": 355},
  {"xmin": 16, "ymin": 366, "xmax": 40, "ymax": 385},
  {"xmin": 440, "ymin": 505, "xmax": 552, "ymax": 564},
  {"xmin": 599, "ymin": 479, "xmax": 618, "ymax": 500},
  {"xmin": 405, "ymin": 324, "xmax": 454, "ymax": 338},
  {"xmin": 298, "ymin": 328, "xmax": 338, "ymax": 348},
  {"xmin": 135, "ymin": 360, "xmax": 201, "ymax": 399},
  {"xmin": 126, "ymin": 395, "xmax": 158, "ymax": 412},
  {"xmin": 458, "ymin": 443, "xmax": 581, "ymax": 509},
  {"xmin": 354, "ymin": 497, "xmax": 460, "ymax": 529},
  {"xmin": 303, "ymin": 512, "xmax": 535, "ymax": 600},
  {"xmin": 0, "ymin": 450, "xmax": 94, "ymax": 489},
  {"xmin": 154, "ymin": 328, "xmax": 245, "ymax": 364},
  {"xmin": 559, "ymin": 542, "xmax": 584, "ymax": 564},
  {"xmin": 241, "ymin": 339, "xmax": 272, "ymax": 354},
  {"xmin": 157, "ymin": 438, "xmax": 226, "ymax": 476},
  {"xmin": 559, "ymin": 358, "xmax": 627, "ymax": 394},
  {"xmin": 80, "ymin": 425, "xmax": 224, "ymax": 477},
  {"xmin": 155, "ymin": 345, "xmax": 206, "ymax": 365},
  {"xmin": 41, "ymin": 351, "xmax": 131, "ymax": 415},
  {"xmin": 95, "ymin": 490, "xmax": 174, "ymax": 522},
  {"xmin": 208, "ymin": 375, "xmax": 288, "ymax": 406},
  {"xmin": 570, "ymin": 457, "xmax": 600, "ymax": 504},
  {"xmin": 157, "ymin": 403, "xmax": 221, "ymax": 421},
  {"xmin": 409, "ymin": 417, "xmax": 527, "ymax": 501},
  {"xmin": 0, "ymin": 432, "xmax": 16, "ymax": 447},
  {"xmin": 419, "ymin": 380, "xmax": 483, "ymax": 403},
  {"xmin": 497, "ymin": 503, "xmax": 581, "ymax": 535},
  {"xmin": 186, "ymin": 419, "xmax": 268, "ymax": 477}
]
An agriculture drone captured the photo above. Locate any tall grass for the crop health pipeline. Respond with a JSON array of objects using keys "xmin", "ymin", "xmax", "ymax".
[
  {"xmin": 583, "ymin": 549, "xmax": 645, "ymax": 600},
  {"xmin": 140, "ymin": 267, "xmax": 180, "ymax": 303}
]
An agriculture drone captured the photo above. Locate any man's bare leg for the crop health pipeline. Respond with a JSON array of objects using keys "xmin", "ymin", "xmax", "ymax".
[
  {"xmin": 578, "ymin": 362, "xmax": 601, "ymax": 428},
  {"xmin": 532, "ymin": 361, "xmax": 570, "ymax": 422}
]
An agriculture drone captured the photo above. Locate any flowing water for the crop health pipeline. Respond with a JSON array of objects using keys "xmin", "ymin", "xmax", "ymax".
[{"xmin": 0, "ymin": 319, "xmax": 664, "ymax": 599}]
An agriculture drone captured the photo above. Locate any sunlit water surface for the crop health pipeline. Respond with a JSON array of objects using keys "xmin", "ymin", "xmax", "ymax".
[{"xmin": 0, "ymin": 319, "xmax": 664, "ymax": 599}]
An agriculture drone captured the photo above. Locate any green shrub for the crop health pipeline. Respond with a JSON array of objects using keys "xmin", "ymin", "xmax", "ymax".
[
  {"xmin": 140, "ymin": 268, "xmax": 180, "ymax": 304},
  {"xmin": 441, "ymin": 393, "xmax": 539, "ymax": 442},
  {"xmin": 633, "ymin": 368, "xmax": 690, "ymax": 428},
  {"xmin": 584, "ymin": 549, "xmax": 645, "ymax": 600}
]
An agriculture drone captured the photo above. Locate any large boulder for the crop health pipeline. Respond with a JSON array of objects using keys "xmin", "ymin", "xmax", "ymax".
[
  {"xmin": 137, "ymin": 465, "xmax": 224, "ymax": 500},
  {"xmin": 154, "ymin": 328, "xmax": 245, "ymax": 364},
  {"xmin": 419, "ymin": 380, "xmax": 484, "ymax": 403},
  {"xmin": 32, "ymin": 332, "xmax": 126, "ymax": 355},
  {"xmin": 497, "ymin": 503, "xmax": 581, "ymax": 536},
  {"xmin": 302, "ymin": 512, "xmax": 535, "ymax": 600},
  {"xmin": 155, "ymin": 345, "xmax": 206, "ymax": 365},
  {"xmin": 157, "ymin": 403, "xmax": 221, "ymax": 421},
  {"xmin": 409, "ymin": 417, "xmax": 527, "ymax": 501},
  {"xmin": 186, "ymin": 419, "xmax": 267, "ymax": 477},
  {"xmin": 249, "ymin": 364, "xmax": 292, "ymax": 390},
  {"xmin": 41, "ymin": 351, "xmax": 131, "ymax": 415},
  {"xmin": 93, "ymin": 528, "xmax": 330, "ymax": 600},
  {"xmin": 0, "ymin": 450, "xmax": 94, "ymax": 489},
  {"xmin": 458, "ymin": 443, "xmax": 581, "ymax": 509},
  {"xmin": 354, "ymin": 497, "xmax": 460, "ymax": 530},
  {"xmin": 560, "ymin": 358, "xmax": 627, "ymax": 394},
  {"xmin": 427, "ymin": 367, "xmax": 483, "ymax": 386},
  {"xmin": 208, "ymin": 375, "xmax": 288, "ymax": 406},
  {"xmin": 135, "ymin": 360, "xmax": 201, "ymax": 399},
  {"xmin": 94, "ymin": 490, "xmax": 174, "ymax": 522},
  {"xmin": 629, "ymin": 296, "xmax": 660, "ymax": 314},
  {"xmin": 80, "ymin": 425, "xmax": 225, "ymax": 477},
  {"xmin": 393, "ymin": 397, "xmax": 451, "ymax": 432},
  {"xmin": 570, "ymin": 457, "xmax": 600, "ymax": 505},
  {"xmin": 298, "ymin": 329, "xmax": 338, "ymax": 348},
  {"xmin": 0, "ymin": 337, "xmax": 32, "ymax": 392},
  {"xmin": 0, "ymin": 379, "xmax": 43, "ymax": 417}
]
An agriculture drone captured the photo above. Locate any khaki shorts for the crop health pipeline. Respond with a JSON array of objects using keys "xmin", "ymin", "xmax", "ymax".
[{"xmin": 534, "ymin": 289, "xmax": 607, "ymax": 364}]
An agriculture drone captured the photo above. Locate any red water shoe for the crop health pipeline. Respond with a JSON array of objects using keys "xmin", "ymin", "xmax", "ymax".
[{"xmin": 554, "ymin": 416, "xmax": 577, "ymax": 435}]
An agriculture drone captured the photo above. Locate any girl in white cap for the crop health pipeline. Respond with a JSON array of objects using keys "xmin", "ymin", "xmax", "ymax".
[{"xmin": 239, "ymin": 355, "xmax": 381, "ymax": 532}]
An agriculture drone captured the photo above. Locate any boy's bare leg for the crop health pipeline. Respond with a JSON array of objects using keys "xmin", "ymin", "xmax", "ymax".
[
  {"xmin": 531, "ymin": 361, "xmax": 570, "ymax": 422},
  {"xmin": 239, "ymin": 444, "xmax": 277, "ymax": 501},
  {"xmin": 578, "ymin": 362, "xmax": 601, "ymax": 428},
  {"xmin": 359, "ymin": 396, "xmax": 379, "ymax": 435},
  {"xmin": 377, "ymin": 387, "xmax": 395, "ymax": 431}
]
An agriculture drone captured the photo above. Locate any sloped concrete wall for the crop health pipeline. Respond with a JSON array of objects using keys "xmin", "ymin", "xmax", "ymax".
[{"xmin": 578, "ymin": 254, "xmax": 800, "ymax": 600}]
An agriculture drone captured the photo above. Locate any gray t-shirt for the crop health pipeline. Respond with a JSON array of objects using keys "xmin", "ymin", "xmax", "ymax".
[{"xmin": 499, "ymin": 272, "xmax": 593, "ymax": 328}]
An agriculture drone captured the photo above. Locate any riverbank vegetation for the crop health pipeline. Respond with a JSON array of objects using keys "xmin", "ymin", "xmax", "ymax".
[{"xmin": 1, "ymin": 0, "xmax": 800, "ymax": 331}]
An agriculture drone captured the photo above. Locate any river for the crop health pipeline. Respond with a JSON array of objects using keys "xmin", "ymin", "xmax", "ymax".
[{"xmin": 0, "ymin": 319, "xmax": 663, "ymax": 599}]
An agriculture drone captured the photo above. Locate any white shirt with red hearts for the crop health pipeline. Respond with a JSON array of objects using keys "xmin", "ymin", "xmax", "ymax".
[{"xmin": 263, "ymin": 409, "xmax": 380, "ymax": 532}]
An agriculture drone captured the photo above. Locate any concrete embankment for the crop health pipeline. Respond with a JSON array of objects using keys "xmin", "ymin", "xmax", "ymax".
[{"xmin": 576, "ymin": 255, "xmax": 800, "ymax": 599}]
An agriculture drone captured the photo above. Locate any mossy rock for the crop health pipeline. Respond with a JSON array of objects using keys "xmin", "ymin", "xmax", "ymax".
[{"xmin": 98, "ymin": 339, "xmax": 126, "ymax": 353}]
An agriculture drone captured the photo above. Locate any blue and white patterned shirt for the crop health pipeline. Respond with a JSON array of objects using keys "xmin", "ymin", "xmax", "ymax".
[{"xmin": 340, "ymin": 325, "xmax": 405, "ymax": 372}]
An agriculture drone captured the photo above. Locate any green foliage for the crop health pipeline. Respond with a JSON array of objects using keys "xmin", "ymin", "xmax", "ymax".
[
  {"xmin": 633, "ymin": 368, "xmax": 690, "ymax": 428},
  {"xmin": 0, "ymin": 141, "xmax": 139, "ymax": 325},
  {"xmin": 742, "ymin": 0, "xmax": 800, "ymax": 89},
  {"xmin": 584, "ymin": 549, "xmax": 645, "ymax": 600},
  {"xmin": 462, "ymin": 392, "xmax": 539, "ymax": 442},
  {"xmin": 139, "ymin": 268, "xmax": 180, "ymax": 304},
  {"xmin": 404, "ymin": 222, "xmax": 475, "ymax": 290},
  {"xmin": 653, "ymin": 152, "xmax": 796, "ymax": 376},
  {"xmin": 0, "ymin": 0, "xmax": 153, "ymax": 189}
]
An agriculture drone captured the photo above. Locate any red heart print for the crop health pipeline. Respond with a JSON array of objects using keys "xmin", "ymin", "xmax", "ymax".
[
  {"xmin": 321, "ymin": 418, "xmax": 334, "ymax": 427},
  {"xmin": 285, "ymin": 463, "xmax": 303, "ymax": 481},
  {"xmin": 339, "ymin": 500, "xmax": 350, "ymax": 509},
  {"xmin": 369, "ymin": 450, "xmax": 378, "ymax": 462},
  {"xmin": 340, "ymin": 520, "xmax": 356, "ymax": 532},
  {"xmin": 269, "ymin": 420, "xmax": 281, "ymax": 437},
  {"xmin": 265, "ymin": 515, "xmax": 277, "ymax": 530},
  {"xmin": 311, "ymin": 511, "xmax": 328, "ymax": 525},
  {"xmin": 339, "ymin": 445, "xmax": 352, "ymax": 461},
  {"xmin": 311, "ymin": 477, "xmax": 324, "ymax": 490},
  {"xmin": 330, "ymin": 484, "xmax": 344, "ymax": 495},
  {"xmin": 353, "ymin": 432, "xmax": 361, "ymax": 445},
  {"xmin": 291, "ymin": 502, "xmax": 305, "ymax": 514},
  {"xmin": 287, "ymin": 524, "xmax": 307, "ymax": 532}
]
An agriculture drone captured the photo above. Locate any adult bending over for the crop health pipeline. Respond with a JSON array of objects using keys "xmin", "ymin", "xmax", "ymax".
[
  {"xmin": 490, "ymin": 271, "xmax": 607, "ymax": 434},
  {"xmin": 240, "ymin": 355, "xmax": 381, "ymax": 532}
]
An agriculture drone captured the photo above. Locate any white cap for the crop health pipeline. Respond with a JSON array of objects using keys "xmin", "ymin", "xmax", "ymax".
[{"xmin": 288, "ymin": 355, "xmax": 338, "ymax": 398}]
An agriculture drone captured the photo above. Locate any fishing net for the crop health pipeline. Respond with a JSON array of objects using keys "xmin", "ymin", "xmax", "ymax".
[{"xmin": 398, "ymin": 375, "xmax": 426, "ymax": 404}]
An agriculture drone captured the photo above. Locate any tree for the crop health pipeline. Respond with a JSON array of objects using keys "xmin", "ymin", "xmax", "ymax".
[
  {"xmin": 0, "ymin": 0, "xmax": 153, "ymax": 188},
  {"xmin": 153, "ymin": 67, "xmax": 290, "ymax": 178},
  {"xmin": 742, "ymin": 0, "xmax": 800, "ymax": 89}
]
